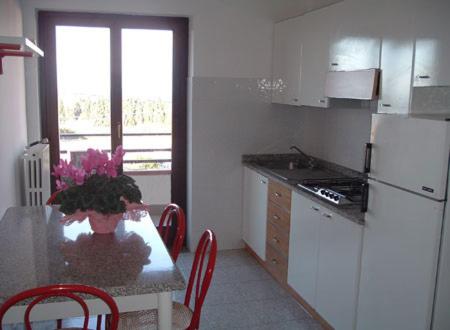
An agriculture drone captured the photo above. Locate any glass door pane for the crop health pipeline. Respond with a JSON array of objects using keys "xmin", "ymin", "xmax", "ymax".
[
  {"xmin": 56, "ymin": 26, "xmax": 111, "ymax": 165},
  {"xmin": 121, "ymin": 29, "xmax": 173, "ymax": 172}
]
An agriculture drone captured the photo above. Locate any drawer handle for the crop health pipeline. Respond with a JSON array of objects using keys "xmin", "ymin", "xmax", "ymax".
[
  {"xmin": 272, "ymin": 236, "xmax": 280, "ymax": 244},
  {"xmin": 271, "ymin": 258, "xmax": 278, "ymax": 264},
  {"xmin": 331, "ymin": 62, "xmax": 339, "ymax": 66},
  {"xmin": 416, "ymin": 75, "xmax": 430, "ymax": 79},
  {"xmin": 381, "ymin": 103, "xmax": 392, "ymax": 107},
  {"xmin": 322, "ymin": 212, "xmax": 333, "ymax": 219},
  {"xmin": 274, "ymin": 192, "xmax": 282, "ymax": 198},
  {"xmin": 311, "ymin": 206, "xmax": 320, "ymax": 211},
  {"xmin": 272, "ymin": 214, "xmax": 280, "ymax": 220}
]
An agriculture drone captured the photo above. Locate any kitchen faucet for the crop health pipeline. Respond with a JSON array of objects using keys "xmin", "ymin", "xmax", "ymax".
[{"xmin": 290, "ymin": 145, "xmax": 315, "ymax": 169}]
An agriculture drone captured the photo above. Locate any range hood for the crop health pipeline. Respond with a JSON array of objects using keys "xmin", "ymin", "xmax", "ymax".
[{"xmin": 325, "ymin": 68, "xmax": 380, "ymax": 100}]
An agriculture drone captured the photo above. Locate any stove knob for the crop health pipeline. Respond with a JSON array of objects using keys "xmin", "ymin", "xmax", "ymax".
[
  {"xmin": 324, "ymin": 191, "xmax": 329, "ymax": 197},
  {"xmin": 334, "ymin": 196, "xmax": 339, "ymax": 201},
  {"xmin": 320, "ymin": 190, "xmax": 325, "ymax": 195},
  {"xmin": 328, "ymin": 193, "xmax": 334, "ymax": 199}
]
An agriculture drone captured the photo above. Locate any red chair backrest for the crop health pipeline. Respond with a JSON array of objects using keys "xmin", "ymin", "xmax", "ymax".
[
  {"xmin": 0, "ymin": 284, "xmax": 119, "ymax": 330},
  {"xmin": 46, "ymin": 191, "xmax": 61, "ymax": 205},
  {"xmin": 157, "ymin": 203, "xmax": 186, "ymax": 262},
  {"xmin": 184, "ymin": 230, "xmax": 217, "ymax": 330}
]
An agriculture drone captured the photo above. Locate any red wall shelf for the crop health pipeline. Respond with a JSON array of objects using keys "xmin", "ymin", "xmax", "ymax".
[{"xmin": 0, "ymin": 36, "xmax": 44, "ymax": 74}]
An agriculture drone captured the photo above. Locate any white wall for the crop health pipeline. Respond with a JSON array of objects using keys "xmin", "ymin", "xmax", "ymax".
[
  {"xmin": 131, "ymin": 174, "xmax": 171, "ymax": 206},
  {"xmin": 287, "ymin": 102, "xmax": 375, "ymax": 171},
  {"xmin": 0, "ymin": 0, "xmax": 28, "ymax": 217}
]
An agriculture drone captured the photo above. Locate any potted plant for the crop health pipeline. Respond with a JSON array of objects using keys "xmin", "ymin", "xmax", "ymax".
[{"xmin": 51, "ymin": 146, "xmax": 149, "ymax": 233}]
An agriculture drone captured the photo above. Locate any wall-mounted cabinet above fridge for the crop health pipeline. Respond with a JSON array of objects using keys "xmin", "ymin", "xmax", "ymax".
[{"xmin": 413, "ymin": 0, "xmax": 450, "ymax": 87}]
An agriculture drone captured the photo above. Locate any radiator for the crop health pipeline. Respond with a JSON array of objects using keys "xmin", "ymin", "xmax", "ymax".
[{"xmin": 23, "ymin": 143, "xmax": 51, "ymax": 206}]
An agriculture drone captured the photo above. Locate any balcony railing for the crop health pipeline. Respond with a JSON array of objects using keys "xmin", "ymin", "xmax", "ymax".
[{"xmin": 59, "ymin": 132, "xmax": 172, "ymax": 174}]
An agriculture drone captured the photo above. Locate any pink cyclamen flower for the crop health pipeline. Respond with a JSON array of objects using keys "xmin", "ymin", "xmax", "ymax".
[
  {"xmin": 81, "ymin": 148, "xmax": 109, "ymax": 175},
  {"xmin": 56, "ymin": 179, "xmax": 69, "ymax": 191},
  {"xmin": 111, "ymin": 145, "xmax": 125, "ymax": 167}
]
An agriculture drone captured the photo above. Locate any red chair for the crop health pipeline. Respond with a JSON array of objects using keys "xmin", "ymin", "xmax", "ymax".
[
  {"xmin": 118, "ymin": 229, "xmax": 217, "ymax": 330},
  {"xmin": 157, "ymin": 203, "xmax": 186, "ymax": 262},
  {"xmin": 0, "ymin": 284, "xmax": 119, "ymax": 330},
  {"xmin": 46, "ymin": 191, "xmax": 61, "ymax": 205}
]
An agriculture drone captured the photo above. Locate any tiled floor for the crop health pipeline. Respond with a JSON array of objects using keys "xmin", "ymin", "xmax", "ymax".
[
  {"xmin": 176, "ymin": 249, "xmax": 323, "ymax": 330},
  {"xmin": 5, "ymin": 249, "xmax": 322, "ymax": 330}
]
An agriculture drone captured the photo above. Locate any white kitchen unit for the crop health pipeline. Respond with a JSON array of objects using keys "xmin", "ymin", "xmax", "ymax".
[
  {"xmin": 298, "ymin": 5, "xmax": 335, "ymax": 108},
  {"xmin": 242, "ymin": 167, "xmax": 268, "ymax": 261},
  {"xmin": 357, "ymin": 114, "xmax": 450, "ymax": 330},
  {"xmin": 376, "ymin": 0, "xmax": 416, "ymax": 114},
  {"xmin": 271, "ymin": 16, "xmax": 302, "ymax": 106},
  {"xmin": 328, "ymin": 0, "xmax": 380, "ymax": 72},
  {"xmin": 289, "ymin": 191, "xmax": 362, "ymax": 330},
  {"xmin": 413, "ymin": 0, "xmax": 450, "ymax": 87},
  {"xmin": 357, "ymin": 180, "xmax": 443, "ymax": 330},
  {"xmin": 288, "ymin": 192, "xmax": 320, "ymax": 306},
  {"xmin": 315, "ymin": 207, "xmax": 362, "ymax": 330}
]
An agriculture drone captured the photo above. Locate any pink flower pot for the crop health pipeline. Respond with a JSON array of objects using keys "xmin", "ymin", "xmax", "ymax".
[{"xmin": 88, "ymin": 212, "xmax": 123, "ymax": 234}]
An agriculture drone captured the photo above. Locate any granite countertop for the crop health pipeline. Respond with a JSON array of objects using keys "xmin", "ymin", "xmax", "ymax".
[
  {"xmin": 243, "ymin": 154, "xmax": 366, "ymax": 225},
  {"xmin": 0, "ymin": 206, "xmax": 186, "ymax": 305}
]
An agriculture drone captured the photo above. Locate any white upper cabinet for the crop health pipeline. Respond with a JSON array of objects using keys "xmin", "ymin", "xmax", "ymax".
[
  {"xmin": 272, "ymin": 16, "xmax": 303, "ymax": 106},
  {"xmin": 413, "ymin": 0, "xmax": 450, "ymax": 87},
  {"xmin": 328, "ymin": 0, "xmax": 381, "ymax": 71},
  {"xmin": 299, "ymin": 5, "xmax": 335, "ymax": 108},
  {"xmin": 376, "ymin": 0, "xmax": 416, "ymax": 114}
]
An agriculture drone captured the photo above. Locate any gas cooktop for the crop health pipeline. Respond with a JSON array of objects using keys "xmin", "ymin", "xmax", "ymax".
[{"xmin": 297, "ymin": 177, "xmax": 366, "ymax": 207}]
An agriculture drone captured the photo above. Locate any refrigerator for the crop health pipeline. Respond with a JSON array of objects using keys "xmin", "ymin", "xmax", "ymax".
[{"xmin": 357, "ymin": 114, "xmax": 450, "ymax": 330}]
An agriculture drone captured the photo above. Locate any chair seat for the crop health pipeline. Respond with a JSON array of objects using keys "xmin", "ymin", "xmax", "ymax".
[{"xmin": 118, "ymin": 302, "xmax": 193, "ymax": 330}]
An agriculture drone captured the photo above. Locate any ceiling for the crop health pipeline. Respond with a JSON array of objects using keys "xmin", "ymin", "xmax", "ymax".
[
  {"xmin": 221, "ymin": 0, "xmax": 342, "ymax": 22},
  {"xmin": 268, "ymin": 0, "xmax": 342, "ymax": 21}
]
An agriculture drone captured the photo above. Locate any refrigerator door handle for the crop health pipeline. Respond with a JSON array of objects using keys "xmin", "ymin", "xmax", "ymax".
[
  {"xmin": 361, "ymin": 182, "xmax": 369, "ymax": 213},
  {"xmin": 364, "ymin": 143, "xmax": 372, "ymax": 173}
]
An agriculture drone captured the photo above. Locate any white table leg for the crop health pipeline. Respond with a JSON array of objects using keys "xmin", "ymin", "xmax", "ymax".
[{"xmin": 158, "ymin": 291, "xmax": 172, "ymax": 330}]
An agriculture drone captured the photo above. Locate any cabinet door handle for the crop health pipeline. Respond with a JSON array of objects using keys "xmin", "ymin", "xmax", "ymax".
[
  {"xmin": 271, "ymin": 258, "xmax": 278, "ymax": 264},
  {"xmin": 331, "ymin": 62, "xmax": 339, "ymax": 66},
  {"xmin": 272, "ymin": 214, "xmax": 280, "ymax": 220},
  {"xmin": 381, "ymin": 103, "xmax": 392, "ymax": 107},
  {"xmin": 322, "ymin": 212, "xmax": 333, "ymax": 219},
  {"xmin": 274, "ymin": 192, "xmax": 282, "ymax": 198},
  {"xmin": 292, "ymin": 98, "xmax": 299, "ymax": 102},
  {"xmin": 272, "ymin": 237, "xmax": 280, "ymax": 243},
  {"xmin": 260, "ymin": 180, "xmax": 267, "ymax": 184},
  {"xmin": 416, "ymin": 75, "xmax": 430, "ymax": 79},
  {"xmin": 319, "ymin": 99, "xmax": 326, "ymax": 103},
  {"xmin": 311, "ymin": 206, "xmax": 320, "ymax": 211}
]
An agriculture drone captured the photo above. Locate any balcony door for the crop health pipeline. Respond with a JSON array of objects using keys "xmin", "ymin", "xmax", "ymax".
[{"xmin": 38, "ymin": 12, "xmax": 188, "ymax": 212}]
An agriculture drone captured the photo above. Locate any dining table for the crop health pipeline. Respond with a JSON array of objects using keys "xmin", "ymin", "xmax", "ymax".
[{"xmin": 0, "ymin": 206, "xmax": 186, "ymax": 329}]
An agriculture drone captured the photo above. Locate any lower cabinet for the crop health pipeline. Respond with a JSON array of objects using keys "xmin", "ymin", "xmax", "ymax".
[
  {"xmin": 243, "ymin": 167, "xmax": 268, "ymax": 261},
  {"xmin": 289, "ymin": 192, "xmax": 363, "ymax": 330}
]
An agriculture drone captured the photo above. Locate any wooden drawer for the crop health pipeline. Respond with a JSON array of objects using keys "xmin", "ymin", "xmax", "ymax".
[
  {"xmin": 266, "ymin": 243, "xmax": 288, "ymax": 283},
  {"xmin": 268, "ymin": 180, "xmax": 291, "ymax": 211},
  {"xmin": 267, "ymin": 220, "xmax": 289, "ymax": 258},
  {"xmin": 267, "ymin": 201, "xmax": 290, "ymax": 233}
]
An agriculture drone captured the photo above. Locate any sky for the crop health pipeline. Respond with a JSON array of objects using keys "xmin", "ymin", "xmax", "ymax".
[{"xmin": 55, "ymin": 26, "xmax": 173, "ymax": 104}]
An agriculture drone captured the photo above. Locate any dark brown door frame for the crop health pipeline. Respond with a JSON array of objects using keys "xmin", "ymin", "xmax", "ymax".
[{"xmin": 38, "ymin": 11, "xmax": 188, "ymax": 214}]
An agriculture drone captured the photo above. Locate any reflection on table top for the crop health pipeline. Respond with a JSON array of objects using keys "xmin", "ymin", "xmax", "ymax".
[{"xmin": 0, "ymin": 206, "xmax": 185, "ymax": 305}]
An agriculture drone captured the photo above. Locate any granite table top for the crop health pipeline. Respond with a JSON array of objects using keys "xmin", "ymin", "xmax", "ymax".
[
  {"xmin": 0, "ymin": 206, "xmax": 186, "ymax": 305},
  {"xmin": 243, "ymin": 154, "xmax": 366, "ymax": 225}
]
